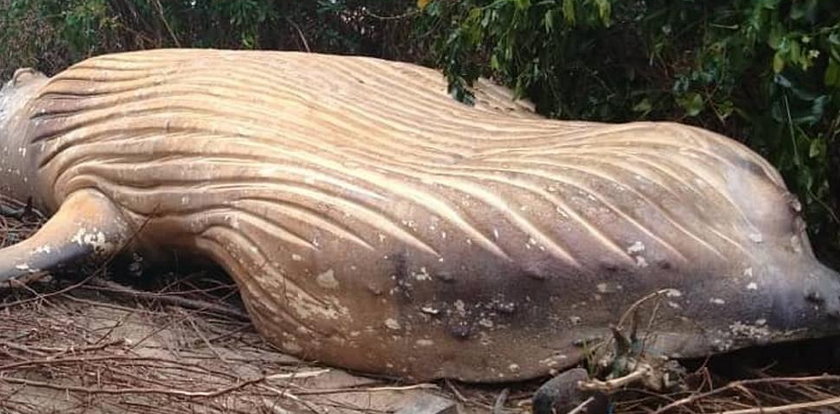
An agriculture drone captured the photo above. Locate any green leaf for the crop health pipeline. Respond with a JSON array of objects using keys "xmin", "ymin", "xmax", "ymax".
[
  {"xmin": 715, "ymin": 100, "xmax": 735, "ymax": 120},
  {"xmin": 760, "ymin": 0, "xmax": 781, "ymax": 10},
  {"xmin": 544, "ymin": 9, "xmax": 554, "ymax": 32},
  {"xmin": 677, "ymin": 92, "xmax": 704, "ymax": 117},
  {"xmin": 514, "ymin": 0, "xmax": 531, "ymax": 11},
  {"xmin": 773, "ymin": 51, "xmax": 785, "ymax": 73},
  {"xmin": 593, "ymin": 0, "xmax": 611, "ymax": 24},
  {"xmin": 828, "ymin": 34, "xmax": 840, "ymax": 62},
  {"xmin": 825, "ymin": 59, "xmax": 840, "ymax": 87},
  {"xmin": 809, "ymin": 137, "xmax": 825, "ymax": 158},
  {"xmin": 767, "ymin": 23, "xmax": 784, "ymax": 49},
  {"xmin": 790, "ymin": 0, "xmax": 818, "ymax": 22},
  {"xmin": 789, "ymin": 39, "xmax": 802, "ymax": 67},
  {"xmin": 561, "ymin": 0, "xmax": 575, "ymax": 25},
  {"xmin": 632, "ymin": 97, "xmax": 652, "ymax": 113}
]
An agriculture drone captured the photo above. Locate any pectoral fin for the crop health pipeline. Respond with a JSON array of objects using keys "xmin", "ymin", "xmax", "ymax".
[{"xmin": 0, "ymin": 189, "xmax": 129, "ymax": 283}]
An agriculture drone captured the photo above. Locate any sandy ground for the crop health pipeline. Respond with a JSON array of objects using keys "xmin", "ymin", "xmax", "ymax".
[{"xmin": 0, "ymin": 270, "xmax": 524, "ymax": 414}]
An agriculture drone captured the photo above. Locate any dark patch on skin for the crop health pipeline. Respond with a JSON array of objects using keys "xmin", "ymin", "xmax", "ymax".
[
  {"xmin": 448, "ymin": 320, "xmax": 473, "ymax": 340},
  {"xmin": 806, "ymin": 290, "xmax": 824, "ymax": 304},
  {"xmin": 715, "ymin": 147, "xmax": 771, "ymax": 182},
  {"xmin": 600, "ymin": 262, "xmax": 623, "ymax": 273},
  {"xmin": 523, "ymin": 270, "xmax": 547, "ymax": 281},
  {"xmin": 387, "ymin": 251, "xmax": 413, "ymax": 302},
  {"xmin": 741, "ymin": 158, "xmax": 769, "ymax": 179},
  {"xmin": 436, "ymin": 271, "xmax": 456, "ymax": 283}
]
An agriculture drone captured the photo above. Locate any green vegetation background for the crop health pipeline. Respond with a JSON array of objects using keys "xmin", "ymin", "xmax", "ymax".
[{"xmin": 1, "ymin": 0, "xmax": 839, "ymax": 262}]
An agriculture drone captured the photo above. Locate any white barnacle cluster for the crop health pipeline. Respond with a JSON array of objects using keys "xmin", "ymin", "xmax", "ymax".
[
  {"xmin": 33, "ymin": 245, "xmax": 52, "ymax": 254},
  {"xmin": 411, "ymin": 266, "xmax": 432, "ymax": 281},
  {"xmin": 596, "ymin": 282, "xmax": 623, "ymax": 294},
  {"xmin": 420, "ymin": 305, "xmax": 440, "ymax": 315},
  {"xmin": 384, "ymin": 318, "xmax": 401, "ymax": 331},
  {"xmin": 626, "ymin": 240, "xmax": 649, "ymax": 268},
  {"xmin": 741, "ymin": 267, "xmax": 761, "ymax": 291},
  {"xmin": 14, "ymin": 263, "xmax": 40, "ymax": 274},
  {"xmin": 316, "ymin": 269, "xmax": 339, "ymax": 289},
  {"xmin": 728, "ymin": 320, "xmax": 770, "ymax": 340},
  {"xmin": 662, "ymin": 288, "xmax": 683, "ymax": 309},
  {"xmin": 71, "ymin": 227, "xmax": 113, "ymax": 256},
  {"xmin": 289, "ymin": 292, "xmax": 346, "ymax": 321},
  {"xmin": 708, "ymin": 318, "xmax": 777, "ymax": 354},
  {"xmin": 710, "ymin": 336, "xmax": 735, "ymax": 352},
  {"xmin": 539, "ymin": 353, "xmax": 569, "ymax": 375}
]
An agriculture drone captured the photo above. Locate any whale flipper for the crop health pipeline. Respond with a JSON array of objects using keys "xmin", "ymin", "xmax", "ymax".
[{"xmin": 0, "ymin": 189, "xmax": 129, "ymax": 282}]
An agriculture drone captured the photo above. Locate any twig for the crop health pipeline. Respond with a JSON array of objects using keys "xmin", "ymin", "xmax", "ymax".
[
  {"xmin": 0, "ymin": 340, "xmax": 48, "ymax": 357},
  {"xmin": 92, "ymin": 309, "xmax": 132, "ymax": 345},
  {"xmin": 61, "ymin": 293, "xmax": 160, "ymax": 315},
  {"xmin": 83, "ymin": 278, "xmax": 248, "ymax": 321},
  {"xmin": 185, "ymin": 313, "xmax": 228, "ymax": 363},
  {"xmin": 255, "ymin": 369, "xmax": 333, "ymax": 413},
  {"xmin": 285, "ymin": 18, "xmax": 310, "ymax": 52},
  {"xmin": 1, "ymin": 375, "xmax": 263, "ymax": 398},
  {"xmin": 362, "ymin": 9, "xmax": 420, "ymax": 20},
  {"xmin": 293, "ymin": 383, "xmax": 437, "ymax": 396},
  {"xmin": 0, "ymin": 354, "xmax": 240, "ymax": 379},
  {"xmin": 653, "ymin": 375, "xmax": 840, "ymax": 413},
  {"xmin": 492, "ymin": 388, "xmax": 509, "ymax": 414},
  {"xmin": 152, "ymin": 0, "xmax": 180, "ymax": 47},
  {"xmin": 616, "ymin": 289, "xmax": 671, "ymax": 329},
  {"xmin": 444, "ymin": 379, "xmax": 468, "ymax": 402},
  {"xmin": 0, "ymin": 273, "xmax": 98, "ymax": 310},
  {"xmin": 580, "ymin": 365, "xmax": 652, "ymax": 393},
  {"xmin": 568, "ymin": 397, "xmax": 596, "ymax": 414},
  {"xmin": 722, "ymin": 396, "xmax": 840, "ymax": 414},
  {"xmin": 1, "ymin": 338, "xmax": 124, "ymax": 356},
  {"xmin": 266, "ymin": 369, "xmax": 330, "ymax": 381}
]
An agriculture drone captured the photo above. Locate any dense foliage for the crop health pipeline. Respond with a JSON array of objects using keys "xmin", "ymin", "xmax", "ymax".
[
  {"xmin": 0, "ymin": 0, "xmax": 421, "ymax": 76},
  {"xmin": 1, "ymin": 0, "xmax": 838, "ymax": 259}
]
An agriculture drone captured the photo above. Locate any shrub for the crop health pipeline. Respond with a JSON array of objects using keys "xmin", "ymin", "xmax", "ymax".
[{"xmin": 0, "ymin": 0, "xmax": 420, "ymax": 78}]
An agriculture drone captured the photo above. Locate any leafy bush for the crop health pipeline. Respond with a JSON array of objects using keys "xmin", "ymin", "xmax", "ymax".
[
  {"xmin": 0, "ymin": 0, "xmax": 421, "ymax": 77},
  {"xmin": 422, "ymin": 0, "xmax": 840, "ymax": 259}
]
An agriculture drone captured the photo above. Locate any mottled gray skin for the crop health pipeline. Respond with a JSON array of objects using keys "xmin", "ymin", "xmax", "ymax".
[
  {"xmin": 0, "ymin": 50, "xmax": 839, "ymax": 383},
  {"xmin": 0, "ymin": 69, "xmax": 48, "ymax": 200}
]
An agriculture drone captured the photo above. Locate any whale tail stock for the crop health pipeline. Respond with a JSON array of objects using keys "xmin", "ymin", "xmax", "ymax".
[{"xmin": 0, "ymin": 189, "xmax": 129, "ymax": 283}]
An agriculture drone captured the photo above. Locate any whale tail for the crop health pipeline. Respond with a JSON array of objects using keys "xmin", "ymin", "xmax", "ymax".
[{"xmin": 0, "ymin": 189, "xmax": 129, "ymax": 283}]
